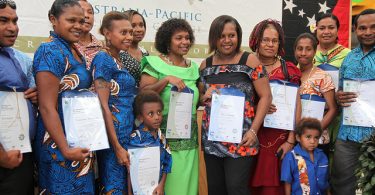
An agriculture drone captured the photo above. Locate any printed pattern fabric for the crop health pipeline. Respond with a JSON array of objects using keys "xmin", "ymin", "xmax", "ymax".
[
  {"xmin": 200, "ymin": 62, "xmax": 266, "ymax": 158},
  {"xmin": 74, "ymin": 33, "xmax": 103, "ymax": 70},
  {"xmin": 299, "ymin": 67, "xmax": 335, "ymax": 96},
  {"xmin": 291, "ymin": 150, "xmax": 311, "ymax": 195},
  {"xmin": 129, "ymin": 126, "xmax": 172, "ymax": 180},
  {"xmin": 119, "ymin": 47, "xmax": 149, "ymax": 87},
  {"xmin": 33, "ymin": 31, "xmax": 95, "ymax": 194},
  {"xmin": 92, "ymin": 50, "xmax": 136, "ymax": 194}
]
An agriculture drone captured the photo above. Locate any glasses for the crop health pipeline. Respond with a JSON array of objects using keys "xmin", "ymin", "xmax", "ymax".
[
  {"xmin": 260, "ymin": 38, "xmax": 279, "ymax": 45},
  {"xmin": 0, "ymin": 0, "xmax": 16, "ymax": 9}
]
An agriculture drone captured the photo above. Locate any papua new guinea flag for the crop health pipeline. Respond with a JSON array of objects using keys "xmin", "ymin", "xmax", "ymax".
[{"xmin": 282, "ymin": 0, "xmax": 351, "ymax": 61}]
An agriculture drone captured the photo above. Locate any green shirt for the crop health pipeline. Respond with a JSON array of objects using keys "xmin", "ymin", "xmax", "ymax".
[{"xmin": 141, "ymin": 56, "xmax": 199, "ymax": 151}]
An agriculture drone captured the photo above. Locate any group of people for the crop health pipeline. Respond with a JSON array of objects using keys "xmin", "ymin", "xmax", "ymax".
[{"xmin": 0, "ymin": 0, "xmax": 374, "ymax": 195}]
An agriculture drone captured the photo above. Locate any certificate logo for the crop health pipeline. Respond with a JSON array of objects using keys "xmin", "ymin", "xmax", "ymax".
[{"xmin": 19, "ymin": 133, "xmax": 25, "ymax": 140}]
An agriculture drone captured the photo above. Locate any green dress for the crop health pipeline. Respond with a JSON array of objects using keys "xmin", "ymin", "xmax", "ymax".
[{"xmin": 141, "ymin": 56, "xmax": 199, "ymax": 195}]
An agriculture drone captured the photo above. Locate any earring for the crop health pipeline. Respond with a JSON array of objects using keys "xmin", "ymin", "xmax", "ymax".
[{"xmin": 106, "ymin": 39, "xmax": 111, "ymax": 47}]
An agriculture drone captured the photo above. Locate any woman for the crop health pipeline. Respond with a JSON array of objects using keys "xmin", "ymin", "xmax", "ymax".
[
  {"xmin": 120, "ymin": 10, "xmax": 148, "ymax": 88},
  {"xmin": 296, "ymin": 33, "xmax": 337, "ymax": 144},
  {"xmin": 33, "ymin": 0, "xmax": 94, "ymax": 193},
  {"xmin": 140, "ymin": 18, "xmax": 199, "ymax": 195},
  {"xmin": 200, "ymin": 15, "xmax": 272, "ymax": 195},
  {"xmin": 314, "ymin": 14, "xmax": 351, "ymax": 68},
  {"xmin": 249, "ymin": 19, "xmax": 301, "ymax": 195},
  {"xmin": 74, "ymin": 0, "xmax": 102, "ymax": 69},
  {"xmin": 314, "ymin": 13, "xmax": 350, "ymax": 152},
  {"xmin": 91, "ymin": 11, "xmax": 135, "ymax": 194}
]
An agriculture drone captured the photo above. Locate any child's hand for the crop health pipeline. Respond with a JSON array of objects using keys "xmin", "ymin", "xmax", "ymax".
[{"xmin": 152, "ymin": 184, "xmax": 164, "ymax": 195}]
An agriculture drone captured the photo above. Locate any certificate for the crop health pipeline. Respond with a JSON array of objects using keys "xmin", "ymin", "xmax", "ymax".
[
  {"xmin": 129, "ymin": 146, "xmax": 160, "ymax": 195},
  {"xmin": 301, "ymin": 94, "xmax": 326, "ymax": 121},
  {"xmin": 0, "ymin": 91, "xmax": 31, "ymax": 153},
  {"xmin": 318, "ymin": 63, "xmax": 339, "ymax": 91},
  {"xmin": 166, "ymin": 87, "xmax": 193, "ymax": 139},
  {"xmin": 208, "ymin": 87, "xmax": 245, "ymax": 143},
  {"xmin": 264, "ymin": 80, "xmax": 298, "ymax": 130},
  {"xmin": 62, "ymin": 90, "xmax": 109, "ymax": 151},
  {"xmin": 343, "ymin": 79, "xmax": 375, "ymax": 127}
]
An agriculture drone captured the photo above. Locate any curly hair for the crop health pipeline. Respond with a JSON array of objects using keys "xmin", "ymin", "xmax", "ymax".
[
  {"xmin": 208, "ymin": 15, "xmax": 242, "ymax": 53},
  {"xmin": 134, "ymin": 90, "xmax": 164, "ymax": 116},
  {"xmin": 155, "ymin": 18, "xmax": 195, "ymax": 55},
  {"xmin": 295, "ymin": 117, "xmax": 322, "ymax": 137},
  {"xmin": 249, "ymin": 19, "xmax": 285, "ymax": 56}
]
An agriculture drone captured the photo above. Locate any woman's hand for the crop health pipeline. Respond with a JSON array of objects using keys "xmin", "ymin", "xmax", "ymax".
[
  {"xmin": 277, "ymin": 141, "xmax": 294, "ymax": 160},
  {"xmin": 115, "ymin": 146, "xmax": 130, "ymax": 169},
  {"xmin": 239, "ymin": 130, "xmax": 257, "ymax": 147},
  {"xmin": 62, "ymin": 147, "xmax": 90, "ymax": 161},
  {"xmin": 166, "ymin": 76, "xmax": 186, "ymax": 91},
  {"xmin": 267, "ymin": 103, "xmax": 277, "ymax": 114},
  {"xmin": 153, "ymin": 184, "xmax": 165, "ymax": 195},
  {"xmin": 336, "ymin": 90, "xmax": 357, "ymax": 107},
  {"xmin": 24, "ymin": 87, "xmax": 38, "ymax": 104},
  {"xmin": 201, "ymin": 87, "xmax": 217, "ymax": 104}
]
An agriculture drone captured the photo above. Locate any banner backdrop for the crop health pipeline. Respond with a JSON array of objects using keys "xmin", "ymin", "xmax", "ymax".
[
  {"xmin": 15, "ymin": 0, "xmax": 282, "ymax": 60},
  {"xmin": 14, "ymin": 0, "xmax": 350, "ymax": 61}
]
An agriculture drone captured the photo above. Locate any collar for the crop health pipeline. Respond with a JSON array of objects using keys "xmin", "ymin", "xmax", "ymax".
[
  {"xmin": 77, "ymin": 33, "xmax": 103, "ymax": 48},
  {"xmin": 49, "ymin": 31, "xmax": 72, "ymax": 52},
  {"xmin": 294, "ymin": 143, "xmax": 322, "ymax": 162},
  {"xmin": 356, "ymin": 44, "xmax": 375, "ymax": 55},
  {"xmin": 0, "ymin": 46, "xmax": 13, "ymax": 57}
]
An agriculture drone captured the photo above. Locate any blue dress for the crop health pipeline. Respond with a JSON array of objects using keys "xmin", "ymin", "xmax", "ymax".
[
  {"xmin": 129, "ymin": 125, "xmax": 172, "ymax": 180},
  {"xmin": 92, "ymin": 51, "xmax": 136, "ymax": 194},
  {"xmin": 33, "ymin": 32, "xmax": 94, "ymax": 194}
]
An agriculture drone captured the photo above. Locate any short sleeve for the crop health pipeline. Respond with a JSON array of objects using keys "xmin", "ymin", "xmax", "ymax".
[
  {"xmin": 12, "ymin": 48, "xmax": 35, "ymax": 87},
  {"xmin": 250, "ymin": 64, "xmax": 267, "ymax": 81},
  {"xmin": 141, "ymin": 58, "xmax": 159, "ymax": 79},
  {"xmin": 33, "ymin": 43, "xmax": 66, "ymax": 79},
  {"xmin": 280, "ymin": 152, "xmax": 294, "ymax": 184},
  {"xmin": 92, "ymin": 51, "xmax": 115, "ymax": 82},
  {"xmin": 320, "ymin": 71, "xmax": 335, "ymax": 93},
  {"xmin": 339, "ymin": 56, "xmax": 349, "ymax": 90}
]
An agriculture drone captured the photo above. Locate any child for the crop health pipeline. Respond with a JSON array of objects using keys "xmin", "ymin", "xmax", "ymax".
[
  {"xmin": 281, "ymin": 118, "xmax": 329, "ymax": 195},
  {"xmin": 128, "ymin": 90, "xmax": 172, "ymax": 195}
]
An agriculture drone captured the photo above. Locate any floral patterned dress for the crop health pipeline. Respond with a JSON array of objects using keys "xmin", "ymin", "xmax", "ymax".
[
  {"xmin": 33, "ymin": 32, "xmax": 95, "ymax": 194},
  {"xmin": 92, "ymin": 50, "xmax": 136, "ymax": 194},
  {"xmin": 200, "ymin": 52, "xmax": 266, "ymax": 158}
]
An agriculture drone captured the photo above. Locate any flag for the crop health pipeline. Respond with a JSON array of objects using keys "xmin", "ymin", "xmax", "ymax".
[{"xmin": 282, "ymin": 0, "xmax": 351, "ymax": 61}]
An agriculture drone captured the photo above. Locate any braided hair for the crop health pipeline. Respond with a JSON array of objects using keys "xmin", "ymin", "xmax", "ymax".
[{"xmin": 249, "ymin": 19, "xmax": 285, "ymax": 57}]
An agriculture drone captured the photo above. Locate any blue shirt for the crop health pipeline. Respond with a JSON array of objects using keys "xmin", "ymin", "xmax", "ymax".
[
  {"xmin": 0, "ymin": 47, "xmax": 36, "ymax": 139},
  {"xmin": 281, "ymin": 144, "xmax": 329, "ymax": 195},
  {"xmin": 129, "ymin": 125, "xmax": 172, "ymax": 180},
  {"xmin": 338, "ymin": 45, "xmax": 375, "ymax": 142}
]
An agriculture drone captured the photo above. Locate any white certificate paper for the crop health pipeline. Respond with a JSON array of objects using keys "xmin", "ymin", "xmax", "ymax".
[
  {"xmin": 0, "ymin": 91, "xmax": 31, "ymax": 153},
  {"xmin": 208, "ymin": 88, "xmax": 245, "ymax": 143},
  {"xmin": 62, "ymin": 91, "xmax": 109, "ymax": 151},
  {"xmin": 301, "ymin": 94, "xmax": 326, "ymax": 121},
  {"xmin": 129, "ymin": 146, "xmax": 160, "ymax": 195},
  {"xmin": 264, "ymin": 80, "xmax": 298, "ymax": 130},
  {"xmin": 343, "ymin": 80, "xmax": 375, "ymax": 127},
  {"xmin": 166, "ymin": 87, "xmax": 193, "ymax": 139},
  {"xmin": 318, "ymin": 64, "xmax": 339, "ymax": 91}
]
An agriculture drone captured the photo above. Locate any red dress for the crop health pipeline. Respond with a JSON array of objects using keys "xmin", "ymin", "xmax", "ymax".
[{"xmin": 250, "ymin": 61, "xmax": 301, "ymax": 195}]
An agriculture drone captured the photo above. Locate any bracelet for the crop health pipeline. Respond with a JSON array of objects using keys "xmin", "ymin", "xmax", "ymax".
[
  {"xmin": 286, "ymin": 140, "xmax": 295, "ymax": 145},
  {"xmin": 249, "ymin": 128, "xmax": 257, "ymax": 137}
]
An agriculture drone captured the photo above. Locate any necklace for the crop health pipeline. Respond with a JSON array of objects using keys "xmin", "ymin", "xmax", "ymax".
[
  {"xmin": 262, "ymin": 57, "xmax": 278, "ymax": 67},
  {"xmin": 161, "ymin": 54, "xmax": 190, "ymax": 67}
]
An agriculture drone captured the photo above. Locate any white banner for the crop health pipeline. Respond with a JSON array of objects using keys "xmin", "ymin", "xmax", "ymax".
[{"xmin": 15, "ymin": 0, "xmax": 282, "ymax": 58}]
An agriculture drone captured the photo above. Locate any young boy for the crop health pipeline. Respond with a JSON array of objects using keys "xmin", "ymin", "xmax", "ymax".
[
  {"xmin": 128, "ymin": 90, "xmax": 172, "ymax": 195},
  {"xmin": 281, "ymin": 118, "xmax": 329, "ymax": 195}
]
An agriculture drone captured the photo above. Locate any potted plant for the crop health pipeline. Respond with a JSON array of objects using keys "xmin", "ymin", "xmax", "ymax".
[{"xmin": 355, "ymin": 128, "xmax": 375, "ymax": 195}]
